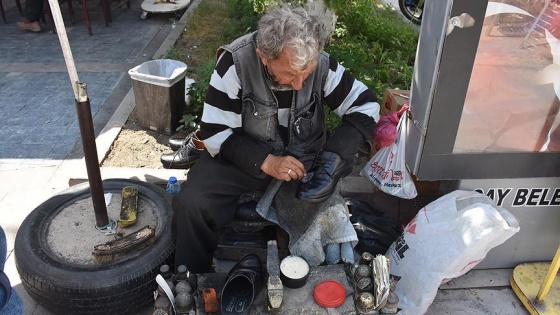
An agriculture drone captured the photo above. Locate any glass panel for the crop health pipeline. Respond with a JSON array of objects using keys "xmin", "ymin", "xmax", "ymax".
[{"xmin": 454, "ymin": 0, "xmax": 560, "ymax": 153}]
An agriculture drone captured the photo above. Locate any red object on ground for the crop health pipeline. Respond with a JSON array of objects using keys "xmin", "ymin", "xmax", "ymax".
[
  {"xmin": 313, "ymin": 280, "xmax": 347, "ymax": 308},
  {"xmin": 202, "ymin": 288, "xmax": 219, "ymax": 313},
  {"xmin": 374, "ymin": 104, "xmax": 409, "ymax": 149}
]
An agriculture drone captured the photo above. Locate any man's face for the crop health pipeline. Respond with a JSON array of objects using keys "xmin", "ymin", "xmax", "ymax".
[{"xmin": 257, "ymin": 48, "xmax": 317, "ymax": 91}]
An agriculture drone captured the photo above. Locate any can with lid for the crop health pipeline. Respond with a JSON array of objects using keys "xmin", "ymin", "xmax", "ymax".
[{"xmin": 313, "ymin": 280, "xmax": 346, "ymax": 308}]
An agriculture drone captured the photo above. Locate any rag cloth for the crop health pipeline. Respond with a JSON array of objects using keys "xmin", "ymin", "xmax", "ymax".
[{"xmin": 256, "ymin": 179, "xmax": 358, "ymax": 266}]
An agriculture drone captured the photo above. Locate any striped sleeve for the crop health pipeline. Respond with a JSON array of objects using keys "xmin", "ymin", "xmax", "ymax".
[
  {"xmin": 199, "ymin": 51, "xmax": 272, "ymax": 176},
  {"xmin": 200, "ymin": 51, "xmax": 242, "ymax": 157},
  {"xmin": 323, "ymin": 56, "xmax": 380, "ymax": 124}
]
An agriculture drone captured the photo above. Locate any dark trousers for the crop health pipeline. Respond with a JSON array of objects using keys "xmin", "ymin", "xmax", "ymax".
[
  {"xmin": 171, "ymin": 151, "xmax": 272, "ymax": 273},
  {"xmin": 25, "ymin": 0, "xmax": 44, "ymax": 22}
]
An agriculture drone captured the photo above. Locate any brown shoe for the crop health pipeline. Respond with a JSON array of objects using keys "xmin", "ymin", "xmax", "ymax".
[{"xmin": 16, "ymin": 19, "xmax": 41, "ymax": 32}]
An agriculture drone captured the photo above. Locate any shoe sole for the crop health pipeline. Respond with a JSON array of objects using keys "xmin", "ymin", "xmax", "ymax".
[
  {"xmin": 221, "ymin": 274, "xmax": 254, "ymax": 315},
  {"xmin": 161, "ymin": 158, "xmax": 199, "ymax": 169}
]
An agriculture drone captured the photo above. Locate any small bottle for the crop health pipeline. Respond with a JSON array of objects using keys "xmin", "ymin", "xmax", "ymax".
[
  {"xmin": 175, "ymin": 280, "xmax": 192, "ymax": 295},
  {"xmin": 153, "ymin": 295, "xmax": 171, "ymax": 314},
  {"xmin": 166, "ymin": 176, "xmax": 181, "ymax": 196},
  {"xmin": 359, "ymin": 252, "xmax": 373, "ymax": 266},
  {"xmin": 175, "ymin": 291, "xmax": 194, "ymax": 314},
  {"xmin": 356, "ymin": 277, "xmax": 373, "ymax": 292},
  {"xmin": 176, "ymin": 264, "xmax": 197, "ymax": 291},
  {"xmin": 356, "ymin": 291, "xmax": 375, "ymax": 314},
  {"xmin": 159, "ymin": 264, "xmax": 175, "ymax": 295},
  {"xmin": 354, "ymin": 264, "xmax": 372, "ymax": 281}
]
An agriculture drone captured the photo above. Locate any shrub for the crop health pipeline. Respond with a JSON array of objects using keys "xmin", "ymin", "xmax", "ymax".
[{"xmin": 177, "ymin": 0, "xmax": 418, "ymax": 133}]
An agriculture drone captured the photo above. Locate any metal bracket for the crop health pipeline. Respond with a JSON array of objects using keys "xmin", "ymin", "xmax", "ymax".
[
  {"xmin": 447, "ymin": 13, "xmax": 475, "ymax": 36},
  {"xmin": 413, "ymin": 119, "xmax": 427, "ymax": 136}
]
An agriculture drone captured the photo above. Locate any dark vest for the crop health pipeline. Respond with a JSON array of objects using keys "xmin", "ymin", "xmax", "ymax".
[{"xmin": 221, "ymin": 32, "xmax": 330, "ymax": 164}]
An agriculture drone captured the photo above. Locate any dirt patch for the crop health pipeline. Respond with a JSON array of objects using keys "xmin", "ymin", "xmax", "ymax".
[{"xmin": 101, "ymin": 110, "xmax": 173, "ymax": 169}]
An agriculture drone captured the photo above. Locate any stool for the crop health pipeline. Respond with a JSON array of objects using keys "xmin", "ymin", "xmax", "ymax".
[
  {"xmin": 44, "ymin": 0, "xmax": 115, "ymax": 36},
  {"xmin": 43, "ymin": 0, "xmax": 75, "ymax": 33},
  {"xmin": 536, "ymin": 245, "xmax": 560, "ymax": 302},
  {"xmin": 215, "ymin": 196, "xmax": 289, "ymax": 262},
  {"xmin": 0, "ymin": 0, "xmax": 23, "ymax": 23},
  {"xmin": 511, "ymin": 245, "xmax": 560, "ymax": 314}
]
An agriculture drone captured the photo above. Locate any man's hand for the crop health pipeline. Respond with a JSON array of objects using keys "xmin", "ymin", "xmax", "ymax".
[{"xmin": 261, "ymin": 154, "xmax": 305, "ymax": 181}]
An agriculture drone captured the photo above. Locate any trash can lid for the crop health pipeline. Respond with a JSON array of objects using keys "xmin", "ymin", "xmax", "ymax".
[{"xmin": 313, "ymin": 280, "xmax": 346, "ymax": 308}]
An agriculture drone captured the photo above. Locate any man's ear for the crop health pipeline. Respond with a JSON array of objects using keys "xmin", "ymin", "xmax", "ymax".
[{"xmin": 256, "ymin": 48, "xmax": 268, "ymax": 66}]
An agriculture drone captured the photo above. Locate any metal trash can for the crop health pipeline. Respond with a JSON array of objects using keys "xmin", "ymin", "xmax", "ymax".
[{"xmin": 128, "ymin": 59, "xmax": 187, "ymax": 134}]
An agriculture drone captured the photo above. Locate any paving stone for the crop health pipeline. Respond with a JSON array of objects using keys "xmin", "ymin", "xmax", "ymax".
[{"xmin": 0, "ymin": 2, "xmax": 170, "ymax": 161}]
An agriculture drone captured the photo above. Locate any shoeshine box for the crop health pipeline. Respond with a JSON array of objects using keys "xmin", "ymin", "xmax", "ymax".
[{"xmin": 381, "ymin": 89, "xmax": 410, "ymax": 116}]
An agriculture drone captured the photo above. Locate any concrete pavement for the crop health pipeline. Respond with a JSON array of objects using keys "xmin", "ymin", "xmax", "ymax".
[
  {"xmin": 0, "ymin": 0, "xmax": 530, "ymax": 314},
  {"xmin": 0, "ymin": 0, "xmax": 195, "ymax": 313}
]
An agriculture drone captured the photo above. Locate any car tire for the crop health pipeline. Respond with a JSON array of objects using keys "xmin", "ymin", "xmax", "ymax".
[{"xmin": 14, "ymin": 178, "xmax": 174, "ymax": 315}]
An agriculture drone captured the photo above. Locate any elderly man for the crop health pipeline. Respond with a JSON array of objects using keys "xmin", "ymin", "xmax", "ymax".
[{"xmin": 172, "ymin": 2, "xmax": 380, "ymax": 274}]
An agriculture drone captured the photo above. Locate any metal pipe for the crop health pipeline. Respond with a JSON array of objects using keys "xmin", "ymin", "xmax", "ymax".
[{"xmin": 76, "ymin": 83, "xmax": 109, "ymax": 228}]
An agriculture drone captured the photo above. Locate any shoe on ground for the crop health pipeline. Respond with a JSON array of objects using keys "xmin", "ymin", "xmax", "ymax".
[
  {"xmin": 16, "ymin": 19, "xmax": 42, "ymax": 32},
  {"xmin": 296, "ymin": 151, "xmax": 352, "ymax": 203},
  {"xmin": 160, "ymin": 136, "xmax": 204, "ymax": 169},
  {"xmin": 169, "ymin": 129, "xmax": 202, "ymax": 151},
  {"xmin": 220, "ymin": 254, "xmax": 263, "ymax": 315}
]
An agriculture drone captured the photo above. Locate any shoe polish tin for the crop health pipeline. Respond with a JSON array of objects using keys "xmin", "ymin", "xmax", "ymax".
[{"xmin": 280, "ymin": 255, "xmax": 310, "ymax": 289}]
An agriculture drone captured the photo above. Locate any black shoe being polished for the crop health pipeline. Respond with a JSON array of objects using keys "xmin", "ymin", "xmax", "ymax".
[
  {"xmin": 221, "ymin": 254, "xmax": 263, "ymax": 315},
  {"xmin": 160, "ymin": 136, "xmax": 204, "ymax": 169},
  {"xmin": 296, "ymin": 151, "xmax": 352, "ymax": 203},
  {"xmin": 168, "ymin": 129, "xmax": 201, "ymax": 151}
]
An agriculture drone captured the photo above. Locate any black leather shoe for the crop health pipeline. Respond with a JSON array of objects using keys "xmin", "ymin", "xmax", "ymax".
[
  {"xmin": 169, "ymin": 129, "xmax": 201, "ymax": 151},
  {"xmin": 220, "ymin": 254, "xmax": 264, "ymax": 315},
  {"xmin": 296, "ymin": 151, "xmax": 352, "ymax": 203},
  {"xmin": 160, "ymin": 137, "xmax": 204, "ymax": 169}
]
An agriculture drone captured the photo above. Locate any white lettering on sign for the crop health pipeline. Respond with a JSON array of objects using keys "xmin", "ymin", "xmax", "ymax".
[{"xmin": 475, "ymin": 188, "xmax": 560, "ymax": 207}]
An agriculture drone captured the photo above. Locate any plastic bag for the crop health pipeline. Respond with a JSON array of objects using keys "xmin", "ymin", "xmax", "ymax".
[
  {"xmin": 346, "ymin": 198, "xmax": 400, "ymax": 256},
  {"xmin": 361, "ymin": 114, "xmax": 417, "ymax": 199},
  {"xmin": 385, "ymin": 190, "xmax": 520, "ymax": 315},
  {"xmin": 128, "ymin": 59, "xmax": 187, "ymax": 87},
  {"xmin": 374, "ymin": 105, "xmax": 409, "ymax": 149}
]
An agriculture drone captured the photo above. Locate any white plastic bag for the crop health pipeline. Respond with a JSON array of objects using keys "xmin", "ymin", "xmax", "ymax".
[
  {"xmin": 128, "ymin": 59, "xmax": 187, "ymax": 87},
  {"xmin": 360, "ymin": 115, "xmax": 417, "ymax": 199},
  {"xmin": 385, "ymin": 190, "xmax": 520, "ymax": 315}
]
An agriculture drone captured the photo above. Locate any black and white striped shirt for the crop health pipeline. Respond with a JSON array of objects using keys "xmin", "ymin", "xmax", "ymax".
[{"xmin": 199, "ymin": 50, "xmax": 379, "ymax": 175}]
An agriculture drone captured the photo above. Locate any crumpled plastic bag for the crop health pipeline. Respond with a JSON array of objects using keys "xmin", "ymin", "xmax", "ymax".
[
  {"xmin": 374, "ymin": 105, "xmax": 409, "ymax": 149},
  {"xmin": 385, "ymin": 190, "xmax": 520, "ymax": 315}
]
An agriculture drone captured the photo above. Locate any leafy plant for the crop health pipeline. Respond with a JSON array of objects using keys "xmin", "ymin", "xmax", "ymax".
[
  {"xmin": 159, "ymin": 46, "xmax": 182, "ymax": 61},
  {"xmin": 227, "ymin": 0, "xmax": 261, "ymax": 36},
  {"xmin": 178, "ymin": 60, "xmax": 216, "ymax": 131}
]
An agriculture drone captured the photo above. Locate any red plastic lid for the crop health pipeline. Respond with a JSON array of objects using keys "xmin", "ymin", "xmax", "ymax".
[{"xmin": 313, "ymin": 280, "xmax": 346, "ymax": 308}]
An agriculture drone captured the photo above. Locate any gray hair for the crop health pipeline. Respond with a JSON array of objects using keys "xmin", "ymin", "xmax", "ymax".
[{"xmin": 256, "ymin": 1, "xmax": 335, "ymax": 70}]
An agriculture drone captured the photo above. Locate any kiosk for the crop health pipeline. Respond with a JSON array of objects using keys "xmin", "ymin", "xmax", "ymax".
[{"xmin": 406, "ymin": 1, "xmax": 560, "ymax": 312}]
